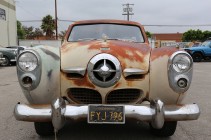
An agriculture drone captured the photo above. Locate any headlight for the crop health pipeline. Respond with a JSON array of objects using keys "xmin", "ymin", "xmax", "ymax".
[
  {"xmin": 18, "ymin": 52, "xmax": 38, "ymax": 72},
  {"xmin": 168, "ymin": 51, "xmax": 193, "ymax": 93},
  {"xmin": 172, "ymin": 54, "xmax": 192, "ymax": 73}
]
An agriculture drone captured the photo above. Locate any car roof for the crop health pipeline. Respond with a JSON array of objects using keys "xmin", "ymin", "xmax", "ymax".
[{"xmin": 71, "ymin": 19, "xmax": 143, "ymax": 27}]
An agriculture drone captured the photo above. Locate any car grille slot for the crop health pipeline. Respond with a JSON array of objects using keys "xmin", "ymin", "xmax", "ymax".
[
  {"xmin": 68, "ymin": 88, "xmax": 102, "ymax": 104},
  {"xmin": 106, "ymin": 89, "xmax": 142, "ymax": 104}
]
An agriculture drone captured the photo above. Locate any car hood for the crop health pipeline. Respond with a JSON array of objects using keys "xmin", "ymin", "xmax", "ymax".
[
  {"xmin": 185, "ymin": 46, "xmax": 209, "ymax": 51},
  {"xmin": 0, "ymin": 47, "xmax": 15, "ymax": 52},
  {"xmin": 61, "ymin": 40, "xmax": 151, "ymax": 72}
]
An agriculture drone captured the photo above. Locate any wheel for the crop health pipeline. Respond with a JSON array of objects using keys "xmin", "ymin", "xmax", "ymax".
[
  {"xmin": 34, "ymin": 122, "xmax": 54, "ymax": 136},
  {"xmin": 150, "ymin": 121, "xmax": 177, "ymax": 137},
  {"xmin": 192, "ymin": 53, "xmax": 203, "ymax": 62},
  {"xmin": 1, "ymin": 56, "xmax": 10, "ymax": 66}
]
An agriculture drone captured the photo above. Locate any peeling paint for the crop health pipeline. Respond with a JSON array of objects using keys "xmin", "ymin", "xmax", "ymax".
[{"xmin": 40, "ymin": 48, "xmax": 60, "ymax": 61}]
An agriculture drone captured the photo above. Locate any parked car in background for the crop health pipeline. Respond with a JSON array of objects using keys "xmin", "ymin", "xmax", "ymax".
[
  {"xmin": 185, "ymin": 40, "xmax": 211, "ymax": 62},
  {"xmin": 0, "ymin": 47, "xmax": 17, "ymax": 66},
  {"xmin": 0, "ymin": 52, "xmax": 5, "ymax": 66},
  {"xmin": 14, "ymin": 20, "xmax": 200, "ymax": 137}
]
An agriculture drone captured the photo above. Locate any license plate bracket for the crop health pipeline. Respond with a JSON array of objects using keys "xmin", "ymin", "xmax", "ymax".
[{"xmin": 88, "ymin": 105, "xmax": 125, "ymax": 124}]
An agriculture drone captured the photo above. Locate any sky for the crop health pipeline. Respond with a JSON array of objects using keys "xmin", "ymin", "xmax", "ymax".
[{"xmin": 15, "ymin": 0, "xmax": 211, "ymax": 33}]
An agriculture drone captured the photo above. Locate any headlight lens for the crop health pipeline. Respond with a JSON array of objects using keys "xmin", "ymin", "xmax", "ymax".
[
  {"xmin": 172, "ymin": 54, "xmax": 192, "ymax": 73},
  {"xmin": 18, "ymin": 52, "xmax": 38, "ymax": 72}
]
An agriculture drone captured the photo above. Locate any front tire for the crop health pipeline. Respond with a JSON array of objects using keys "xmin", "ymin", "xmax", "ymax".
[
  {"xmin": 192, "ymin": 52, "xmax": 203, "ymax": 62},
  {"xmin": 34, "ymin": 122, "xmax": 54, "ymax": 136},
  {"xmin": 1, "ymin": 56, "xmax": 10, "ymax": 66},
  {"xmin": 150, "ymin": 121, "xmax": 177, "ymax": 137}
]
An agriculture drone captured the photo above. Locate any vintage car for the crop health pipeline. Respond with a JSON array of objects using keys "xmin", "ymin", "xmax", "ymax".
[
  {"xmin": 185, "ymin": 39, "xmax": 211, "ymax": 62},
  {"xmin": 14, "ymin": 20, "xmax": 200, "ymax": 137},
  {"xmin": 0, "ymin": 47, "xmax": 17, "ymax": 66}
]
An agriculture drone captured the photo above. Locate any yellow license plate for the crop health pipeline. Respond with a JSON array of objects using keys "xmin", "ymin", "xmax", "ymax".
[{"xmin": 88, "ymin": 105, "xmax": 125, "ymax": 124}]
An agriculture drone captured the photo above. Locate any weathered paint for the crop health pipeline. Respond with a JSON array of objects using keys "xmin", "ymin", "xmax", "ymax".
[
  {"xmin": 18, "ymin": 20, "xmax": 189, "ymax": 105},
  {"xmin": 18, "ymin": 45, "xmax": 61, "ymax": 104},
  {"xmin": 150, "ymin": 47, "xmax": 179, "ymax": 61},
  {"xmin": 149, "ymin": 47, "xmax": 186, "ymax": 104},
  {"xmin": 61, "ymin": 39, "xmax": 151, "ymax": 104}
]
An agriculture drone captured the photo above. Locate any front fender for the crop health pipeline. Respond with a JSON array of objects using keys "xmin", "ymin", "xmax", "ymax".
[
  {"xmin": 149, "ymin": 47, "xmax": 182, "ymax": 104},
  {"xmin": 17, "ymin": 45, "xmax": 60, "ymax": 104}
]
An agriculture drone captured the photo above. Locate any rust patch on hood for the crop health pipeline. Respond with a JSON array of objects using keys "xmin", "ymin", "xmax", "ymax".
[
  {"xmin": 151, "ymin": 47, "xmax": 179, "ymax": 61},
  {"xmin": 61, "ymin": 71, "xmax": 95, "ymax": 88},
  {"xmin": 61, "ymin": 40, "xmax": 151, "ymax": 71},
  {"xmin": 88, "ymin": 40, "xmax": 150, "ymax": 62}
]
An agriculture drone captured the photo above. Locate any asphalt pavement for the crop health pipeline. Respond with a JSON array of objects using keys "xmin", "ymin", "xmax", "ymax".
[{"xmin": 0, "ymin": 63, "xmax": 211, "ymax": 140}]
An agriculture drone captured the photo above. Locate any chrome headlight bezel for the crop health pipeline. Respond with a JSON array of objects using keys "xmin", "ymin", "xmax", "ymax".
[
  {"xmin": 168, "ymin": 51, "xmax": 193, "ymax": 93},
  {"xmin": 171, "ymin": 52, "xmax": 193, "ymax": 73},
  {"xmin": 17, "ymin": 50, "xmax": 40, "ymax": 72}
]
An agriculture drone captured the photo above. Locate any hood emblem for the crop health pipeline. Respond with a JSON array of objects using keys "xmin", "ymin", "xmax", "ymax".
[{"xmin": 88, "ymin": 53, "xmax": 121, "ymax": 87}]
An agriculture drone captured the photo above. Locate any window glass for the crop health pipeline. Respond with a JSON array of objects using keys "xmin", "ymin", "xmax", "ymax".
[{"xmin": 68, "ymin": 24, "xmax": 144, "ymax": 43}]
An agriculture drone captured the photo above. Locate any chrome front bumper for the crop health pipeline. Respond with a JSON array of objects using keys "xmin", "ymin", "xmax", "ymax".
[{"xmin": 14, "ymin": 98, "xmax": 200, "ymax": 131}]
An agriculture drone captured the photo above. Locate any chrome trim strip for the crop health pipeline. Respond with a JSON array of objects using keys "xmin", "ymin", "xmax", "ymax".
[
  {"xmin": 62, "ymin": 67, "xmax": 86, "ymax": 76},
  {"xmin": 10, "ymin": 59, "xmax": 16, "ymax": 62},
  {"xmin": 123, "ymin": 68, "xmax": 147, "ymax": 77}
]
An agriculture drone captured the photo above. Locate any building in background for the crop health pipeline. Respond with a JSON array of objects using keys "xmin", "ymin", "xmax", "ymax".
[
  {"xmin": 0, "ymin": 0, "xmax": 17, "ymax": 47},
  {"xmin": 151, "ymin": 33, "xmax": 183, "ymax": 48}
]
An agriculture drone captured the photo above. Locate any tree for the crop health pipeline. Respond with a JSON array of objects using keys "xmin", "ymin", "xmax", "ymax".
[
  {"xmin": 41, "ymin": 15, "xmax": 55, "ymax": 39},
  {"xmin": 23, "ymin": 26, "xmax": 35, "ymax": 39},
  {"xmin": 203, "ymin": 31, "xmax": 211, "ymax": 41},
  {"xmin": 182, "ymin": 29, "xmax": 211, "ymax": 42},
  {"xmin": 17, "ymin": 21, "xmax": 25, "ymax": 39},
  {"xmin": 34, "ymin": 28, "xmax": 43, "ymax": 39},
  {"xmin": 146, "ymin": 31, "xmax": 152, "ymax": 38}
]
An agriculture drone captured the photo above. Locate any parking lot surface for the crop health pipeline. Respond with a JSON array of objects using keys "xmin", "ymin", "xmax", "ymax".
[{"xmin": 0, "ymin": 63, "xmax": 211, "ymax": 140}]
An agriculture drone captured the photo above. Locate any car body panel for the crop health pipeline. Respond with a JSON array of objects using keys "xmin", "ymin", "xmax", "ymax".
[
  {"xmin": 61, "ymin": 40, "xmax": 151, "ymax": 103},
  {"xmin": 150, "ymin": 47, "xmax": 181, "ymax": 104},
  {"xmin": 17, "ymin": 45, "xmax": 60, "ymax": 104}
]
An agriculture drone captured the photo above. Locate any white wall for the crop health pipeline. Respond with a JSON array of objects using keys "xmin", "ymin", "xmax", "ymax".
[{"xmin": 0, "ymin": 0, "xmax": 17, "ymax": 47}]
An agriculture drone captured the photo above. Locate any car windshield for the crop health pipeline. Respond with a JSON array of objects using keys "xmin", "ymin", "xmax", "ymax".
[
  {"xmin": 68, "ymin": 24, "xmax": 144, "ymax": 43},
  {"xmin": 201, "ymin": 41, "xmax": 211, "ymax": 47}
]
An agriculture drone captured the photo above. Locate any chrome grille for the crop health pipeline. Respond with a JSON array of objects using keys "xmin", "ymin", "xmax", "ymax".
[
  {"xmin": 67, "ymin": 88, "xmax": 102, "ymax": 104},
  {"xmin": 106, "ymin": 89, "xmax": 142, "ymax": 104}
]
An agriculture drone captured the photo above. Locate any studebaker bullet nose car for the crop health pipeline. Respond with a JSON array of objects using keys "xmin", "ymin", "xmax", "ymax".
[{"xmin": 14, "ymin": 20, "xmax": 200, "ymax": 137}]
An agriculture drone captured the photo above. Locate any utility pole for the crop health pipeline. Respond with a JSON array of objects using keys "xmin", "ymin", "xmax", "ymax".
[
  {"xmin": 122, "ymin": 3, "xmax": 134, "ymax": 21},
  {"xmin": 55, "ymin": 0, "xmax": 58, "ymax": 40}
]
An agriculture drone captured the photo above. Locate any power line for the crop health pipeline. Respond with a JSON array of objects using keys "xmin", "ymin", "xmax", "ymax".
[
  {"xmin": 19, "ymin": 20, "xmax": 42, "ymax": 22},
  {"xmin": 16, "ymin": 3, "xmax": 40, "ymax": 19},
  {"xmin": 19, "ymin": 20, "xmax": 211, "ymax": 27},
  {"xmin": 58, "ymin": 20, "xmax": 76, "ymax": 22},
  {"xmin": 143, "ymin": 24, "xmax": 211, "ymax": 27}
]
